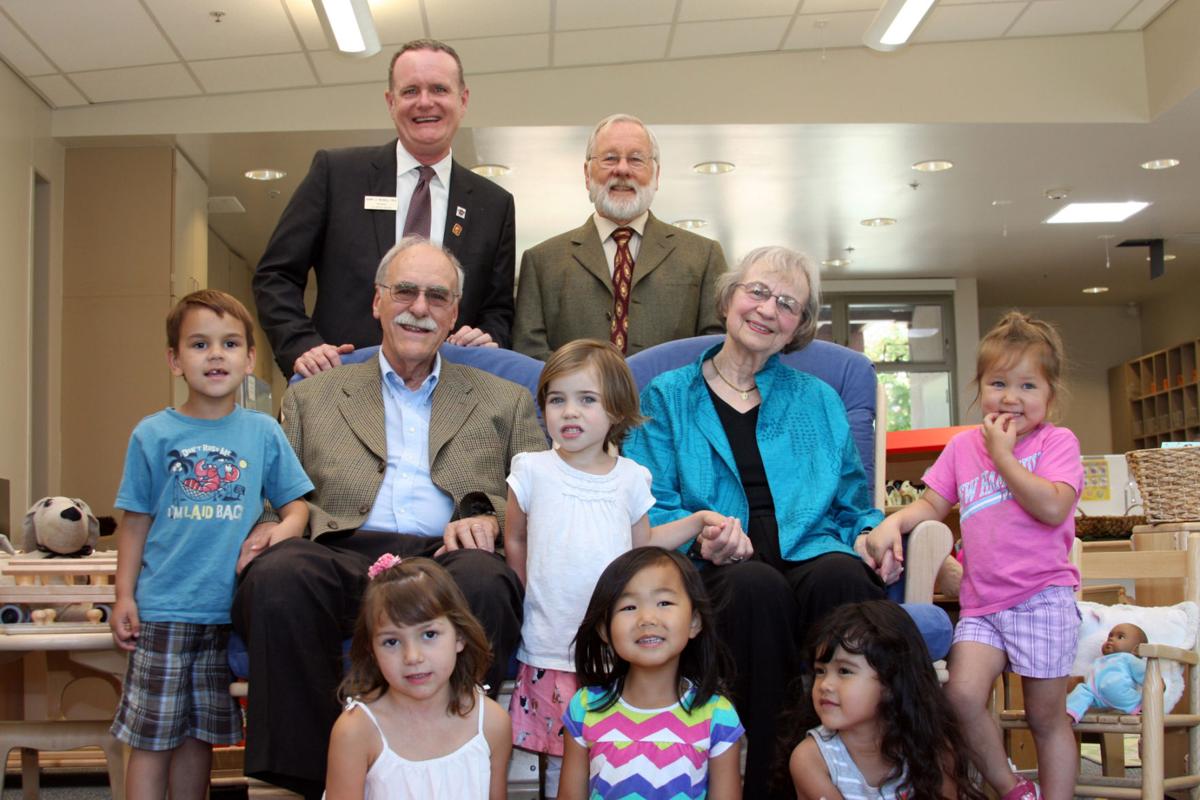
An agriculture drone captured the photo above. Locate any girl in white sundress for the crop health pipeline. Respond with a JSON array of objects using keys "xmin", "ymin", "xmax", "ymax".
[{"xmin": 325, "ymin": 555, "xmax": 511, "ymax": 800}]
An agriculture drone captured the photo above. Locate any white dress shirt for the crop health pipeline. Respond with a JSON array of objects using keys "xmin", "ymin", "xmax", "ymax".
[{"xmin": 592, "ymin": 211, "xmax": 649, "ymax": 278}]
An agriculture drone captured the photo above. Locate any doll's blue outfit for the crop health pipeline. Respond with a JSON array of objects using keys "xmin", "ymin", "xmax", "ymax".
[{"xmin": 1066, "ymin": 651, "xmax": 1146, "ymax": 722}]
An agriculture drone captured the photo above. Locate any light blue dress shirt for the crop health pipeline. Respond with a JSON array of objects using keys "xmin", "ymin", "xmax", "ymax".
[{"xmin": 361, "ymin": 351, "xmax": 454, "ymax": 536}]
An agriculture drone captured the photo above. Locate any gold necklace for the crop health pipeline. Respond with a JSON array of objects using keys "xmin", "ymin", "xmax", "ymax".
[{"xmin": 710, "ymin": 356, "xmax": 757, "ymax": 401}]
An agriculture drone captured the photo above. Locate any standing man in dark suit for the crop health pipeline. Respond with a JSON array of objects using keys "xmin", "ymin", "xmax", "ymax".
[
  {"xmin": 253, "ymin": 39, "xmax": 515, "ymax": 378},
  {"xmin": 512, "ymin": 113, "xmax": 727, "ymax": 360}
]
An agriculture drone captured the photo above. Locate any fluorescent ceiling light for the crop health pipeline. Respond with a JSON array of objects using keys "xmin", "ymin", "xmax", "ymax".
[
  {"xmin": 1045, "ymin": 202, "xmax": 1150, "ymax": 224},
  {"xmin": 312, "ymin": 0, "xmax": 380, "ymax": 57},
  {"xmin": 864, "ymin": 0, "xmax": 936, "ymax": 51}
]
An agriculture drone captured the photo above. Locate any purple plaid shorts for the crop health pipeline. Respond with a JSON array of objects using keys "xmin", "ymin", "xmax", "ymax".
[{"xmin": 953, "ymin": 585, "xmax": 1080, "ymax": 678}]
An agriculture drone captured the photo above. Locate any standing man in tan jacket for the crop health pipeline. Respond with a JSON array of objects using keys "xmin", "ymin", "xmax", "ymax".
[{"xmin": 513, "ymin": 114, "xmax": 727, "ymax": 360}]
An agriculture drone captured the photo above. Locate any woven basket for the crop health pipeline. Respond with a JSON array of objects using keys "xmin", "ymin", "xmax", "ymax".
[
  {"xmin": 1125, "ymin": 447, "xmax": 1200, "ymax": 523},
  {"xmin": 1074, "ymin": 511, "xmax": 1146, "ymax": 540}
]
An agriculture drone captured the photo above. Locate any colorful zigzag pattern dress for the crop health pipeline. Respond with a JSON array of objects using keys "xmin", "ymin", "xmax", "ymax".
[{"xmin": 562, "ymin": 685, "xmax": 744, "ymax": 799}]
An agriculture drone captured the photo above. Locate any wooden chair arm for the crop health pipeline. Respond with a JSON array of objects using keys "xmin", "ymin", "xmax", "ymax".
[{"xmin": 1136, "ymin": 643, "xmax": 1199, "ymax": 664}]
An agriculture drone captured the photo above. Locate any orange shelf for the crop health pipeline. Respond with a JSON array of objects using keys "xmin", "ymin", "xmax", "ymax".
[{"xmin": 886, "ymin": 425, "xmax": 975, "ymax": 455}]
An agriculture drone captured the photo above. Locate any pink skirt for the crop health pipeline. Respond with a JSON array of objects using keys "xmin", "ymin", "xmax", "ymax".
[{"xmin": 508, "ymin": 662, "xmax": 578, "ymax": 756}]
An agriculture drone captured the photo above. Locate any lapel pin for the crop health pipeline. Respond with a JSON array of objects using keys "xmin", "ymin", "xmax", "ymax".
[
  {"xmin": 452, "ymin": 223, "xmax": 463, "ymax": 237},
  {"xmin": 456, "ymin": 206, "xmax": 467, "ymax": 219}
]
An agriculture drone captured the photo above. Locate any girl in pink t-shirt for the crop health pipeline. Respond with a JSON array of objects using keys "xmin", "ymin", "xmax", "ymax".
[{"xmin": 866, "ymin": 311, "xmax": 1082, "ymax": 800}]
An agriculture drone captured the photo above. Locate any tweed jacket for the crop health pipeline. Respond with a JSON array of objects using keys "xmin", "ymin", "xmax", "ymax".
[
  {"xmin": 624, "ymin": 345, "xmax": 884, "ymax": 562},
  {"xmin": 253, "ymin": 141, "xmax": 517, "ymax": 375},
  {"xmin": 512, "ymin": 212, "xmax": 726, "ymax": 360},
  {"xmin": 279, "ymin": 359, "xmax": 548, "ymax": 541}
]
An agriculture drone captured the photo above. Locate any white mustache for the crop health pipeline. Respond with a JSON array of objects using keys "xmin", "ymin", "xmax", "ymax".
[{"xmin": 392, "ymin": 311, "xmax": 438, "ymax": 331}]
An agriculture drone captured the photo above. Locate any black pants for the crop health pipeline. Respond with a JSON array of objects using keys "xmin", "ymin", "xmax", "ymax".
[
  {"xmin": 231, "ymin": 531, "xmax": 523, "ymax": 799},
  {"xmin": 703, "ymin": 551, "xmax": 885, "ymax": 800}
]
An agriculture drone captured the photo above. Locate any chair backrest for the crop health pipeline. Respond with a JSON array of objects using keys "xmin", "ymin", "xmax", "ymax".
[
  {"xmin": 288, "ymin": 344, "xmax": 543, "ymax": 403},
  {"xmin": 1073, "ymin": 534, "xmax": 1200, "ymax": 606},
  {"xmin": 626, "ymin": 335, "xmax": 882, "ymax": 497}
]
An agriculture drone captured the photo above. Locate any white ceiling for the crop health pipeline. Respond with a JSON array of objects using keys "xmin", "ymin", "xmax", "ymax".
[{"xmin": 3, "ymin": 0, "xmax": 1197, "ymax": 309}]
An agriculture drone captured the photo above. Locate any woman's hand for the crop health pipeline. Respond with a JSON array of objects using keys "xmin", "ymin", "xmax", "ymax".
[{"xmin": 699, "ymin": 516, "xmax": 754, "ymax": 566}]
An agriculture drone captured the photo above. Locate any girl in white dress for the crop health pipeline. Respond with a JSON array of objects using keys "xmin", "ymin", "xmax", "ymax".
[
  {"xmin": 326, "ymin": 555, "xmax": 511, "ymax": 800},
  {"xmin": 504, "ymin": 339, "xmax": 741, "ymax": 796}
]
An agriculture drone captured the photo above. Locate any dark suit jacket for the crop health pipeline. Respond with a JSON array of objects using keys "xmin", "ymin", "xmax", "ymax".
[
  {"xmin": 253, "ymin": 141, "xmax": 516, "ymax": 375},
  {"xmin": 512, "ymin": 212, "xmax": 726, "ymax": 360},
  {"xmin": 279, "ymin": 360, "xmax": 547, "ymax": 541}
]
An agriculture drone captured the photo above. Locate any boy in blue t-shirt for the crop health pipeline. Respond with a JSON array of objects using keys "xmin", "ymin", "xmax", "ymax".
[{"xmin": 110, "ymin": 289, "xmax": 312, "ymax": 798}]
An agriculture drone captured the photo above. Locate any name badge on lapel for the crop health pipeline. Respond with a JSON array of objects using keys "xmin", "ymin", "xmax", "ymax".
[{"xmin": 364, "ymin": 195, "xmax": 398, "ymax": 211}]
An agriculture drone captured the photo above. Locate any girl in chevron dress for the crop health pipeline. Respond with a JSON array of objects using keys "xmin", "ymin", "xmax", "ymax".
[{"xmin": 559, "ymin": 547, "xmax": 744, "ymax": 800}]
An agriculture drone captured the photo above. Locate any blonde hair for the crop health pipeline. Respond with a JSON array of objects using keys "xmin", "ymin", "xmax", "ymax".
[
  {"xmin": 338, "ymin": 558, "xmax": 491, "ymax": 716},
  {"xmin": 537, "ymin": 339, "xmax": 646, "ymax": 450},
  {"xmin": 972, "ymin": 310, "xmax": 1068, "ymax": 415}
]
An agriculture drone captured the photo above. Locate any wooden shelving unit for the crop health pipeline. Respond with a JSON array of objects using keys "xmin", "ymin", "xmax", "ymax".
[{"xmin": 1110, "ymin": 338, "xmax": 1200, "ymax": 452}]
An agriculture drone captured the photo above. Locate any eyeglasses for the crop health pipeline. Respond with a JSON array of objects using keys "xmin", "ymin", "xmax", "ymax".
[
  {"xmin": 589, "ymin": 152, "xmax": 654, "ymax": 173},
  {"xmin": 376, "ymin": 282, "xmax": 458, "ymax": 309},
  {"xmin": 735, "ymin": 282, "xmax": 804, "ymax": 318}
]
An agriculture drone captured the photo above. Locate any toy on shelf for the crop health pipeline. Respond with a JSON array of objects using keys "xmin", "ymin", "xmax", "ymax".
[{"xmin": 0, "ymin": 497, "xmax": 115, "ymax": 634}]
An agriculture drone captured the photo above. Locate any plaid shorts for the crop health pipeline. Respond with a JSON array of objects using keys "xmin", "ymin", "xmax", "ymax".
[
  {"xmin": 953, "ymin": 585, "xmax": 1080, "ymax": 678},
  {"xmin": 111, "ymin": 621, "xmax": 242, "ymax": 750}
]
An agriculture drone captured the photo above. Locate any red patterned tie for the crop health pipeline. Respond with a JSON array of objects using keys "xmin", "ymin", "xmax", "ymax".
[{"xmin": 610, "ymin": 227, "xmax": 635, "ymax": 353}]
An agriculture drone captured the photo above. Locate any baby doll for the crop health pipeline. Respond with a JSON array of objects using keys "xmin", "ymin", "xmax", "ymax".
[{"xmin": 1066, "ymin": 623, "xmax": 1148, "ymax": 722}]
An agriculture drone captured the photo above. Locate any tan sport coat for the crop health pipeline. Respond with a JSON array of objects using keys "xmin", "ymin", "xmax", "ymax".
[
  {"xmin": 279, "ymin": 359, "xmax": 548, "ymax": 541},
  {"xmin": 512, "ymin": 212, "xmax": 727, "ymax": 360}
]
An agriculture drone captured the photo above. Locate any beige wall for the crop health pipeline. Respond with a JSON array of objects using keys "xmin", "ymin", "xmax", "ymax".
[
  {"xmin": 1140, "ymin": 280, "xmax": 1200, "ymax": 354},
  {"xmin": 979, "ymin": 305, "xmax": 1144, "ymax": 455},
  {"xmin": 0, "ymin": 61, "xmax": 63, "ymax": 535}
]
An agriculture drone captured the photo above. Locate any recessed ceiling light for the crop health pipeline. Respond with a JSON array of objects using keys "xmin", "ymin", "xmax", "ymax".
[
  {"xmin": 1045, "ymin": 202, "xmax": 1150, "ymax": 224},
  {"xmin": 692, "ymin": 161, "xmax": 735, "ymax": 175},
  {"xmin": 912, "ymin": 160, "xmax": 953, "ymax": 172},
  {"xmin": 245, "ymin": 169, "xmax": 286, "ymax": 181},
  {"xmin": 672, "ymin": 219, "xmax": 707, "ymax": 230},
  {"xmin": 470, "ymin": 163, "xmax": 511, "ymax": 177},
  {"xmin": 860, "ymin": 217, "xmax": 897, "ymax": 227},
  {"xmin": 1140, "ymin": 158, "xmax": 1179, "ymax": 170},
  {"xmin": 1147, "ymin": 253, "xmax": 1177, "ymax": 262},
  {"xmin": 1082, "ymin": 286, "xmax": 1109, "ymax": 294},
  {"xmin": 822, "ymin": 258, "xmax": 851, "ymax": 267}
]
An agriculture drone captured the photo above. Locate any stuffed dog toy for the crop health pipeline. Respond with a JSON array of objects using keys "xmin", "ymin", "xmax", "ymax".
[{"xmin": 22, "ymin": 497, "xmax": 100, "ymax": 557}]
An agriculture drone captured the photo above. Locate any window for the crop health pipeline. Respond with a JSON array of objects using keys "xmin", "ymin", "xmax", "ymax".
[{"xmin": 817, "ymin": 295, "xmax": 957, "ymax": 431}]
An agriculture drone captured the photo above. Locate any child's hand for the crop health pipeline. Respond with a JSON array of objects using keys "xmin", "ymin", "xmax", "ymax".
[
  {"xmin": 110, "ymin": 597, "xmax": 140, "ymax": 652},
  {"xmin": 695, "ymin": 512, "xmax": 753, "ymax": 565},
  {"xmin": 863, "ymin": 524, "xmax": 904, "ymax": 569},
  {"xmin": 981, "ymin": 412, "xmax": 1018, "ymax": 462}
]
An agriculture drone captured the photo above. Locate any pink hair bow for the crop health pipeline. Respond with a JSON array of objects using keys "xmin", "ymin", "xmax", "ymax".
[{"xmin": 367, "ymin": 553, "xmax": 403, "ymax": 580}]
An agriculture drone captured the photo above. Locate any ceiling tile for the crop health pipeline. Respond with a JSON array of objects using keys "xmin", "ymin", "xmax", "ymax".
[
  {"xmin": 282, "ymin": 0, "xmax": 326, "ymax": 50},
  {"xmin": 553, "ymin": 24, "xmax": 670, "ymax": 67},
  {"xmin": 30, "ymin": 73, "xmax": 86, "ymax": 106},
  {"xmin": 373, "ymin": 0, "xmax": 427, "ymax": 45},
  {"xmin": 556, "ymin": 0, "xmax": 675, "ymax": 31},
  {"xmin": 143, "ymin": 0, "xmax": 301, "ymax": 60},
  {"xmin": 679, "ymin": 0, "xmax": 799, "ymax": 23},
  {"xmin": 70, "ymin": 62, "xmax": 201, "ymax": 103},
  {"xmin": 1007, "ymin": 0, "xmax": 1140, "ymax": 36},
  {"xmin": 1, "ymin": 0, "xmax": 176, "ymax": 72},
  {"xmin": 797, "ymin": 0, "xmax": 880, "ymax": 12},
  {"xmin": 0, "ymin": 10, "xmax": 53, "ymax": 74},
  {"xmin": 447, "ymin": 34, "xmax": 550, "ymax": 73},
  {"xmin": 427, "ymin": 0, "xmax": 550, "ymax": 40},
  {"xmin": 191, "ymin": 53, "xmax": 317, "ymax": 94},
  {"xmin": 912, "ymin": 3, "xmax": 1026, "ymax": 42},
  {"xmin": 309, "ymin": 49, "xmax": 391, "ymax": 85},
  {"xmin": 1114, "ymin": 0, "xmax": 1175, "ymax": 30},
  {"xmin": 938, "ymin": 0, "xmax": 1028, "ymax": 5},
  {"xmin": 785, "ymin": 10, "xmax": 876, "ymax": 49},
  {"xmin": 671, "ymin": 17, "xmax": 790, "ymax": 58}
]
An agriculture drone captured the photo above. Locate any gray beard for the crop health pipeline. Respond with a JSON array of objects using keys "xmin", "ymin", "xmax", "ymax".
[{"xmin": 589, "ymin": 177, "xmax": 655, "ymax": 223}]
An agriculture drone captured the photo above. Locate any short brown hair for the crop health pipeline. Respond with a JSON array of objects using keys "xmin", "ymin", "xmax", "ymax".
[
  {"xmin": 388, "ymin": 39, "xmax": 465, "ymax": 92},
  {"xmin": 537, "ymin": 339, "xmax": 646, "ymax": 450},
  {"xmin": 339, "ymin": 558, "xmax": 492, "ymax": 717},
  {"xmin": 972, "ymin": 310, "xmax": 1068, "ymax": 413},
  {"xmin": 166, "ymin": 290, "xmax": 255, "ymax": 351}
]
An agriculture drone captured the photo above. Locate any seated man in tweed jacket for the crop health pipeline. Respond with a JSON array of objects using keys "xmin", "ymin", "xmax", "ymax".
[{"xmin": 232, "ymin": 236, "xmax": 547, "ymax": 799}]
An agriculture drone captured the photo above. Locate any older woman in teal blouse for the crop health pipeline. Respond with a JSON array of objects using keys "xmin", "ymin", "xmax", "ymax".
[{"xmin": 625, "ymin": 245, "xmax": 885, "ymax": 800}]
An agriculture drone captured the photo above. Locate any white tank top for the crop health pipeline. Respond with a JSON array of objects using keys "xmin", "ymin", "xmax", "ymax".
[{"xmin": 347, "ymin": 692, "xmax": 491, "ymax": 799}]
